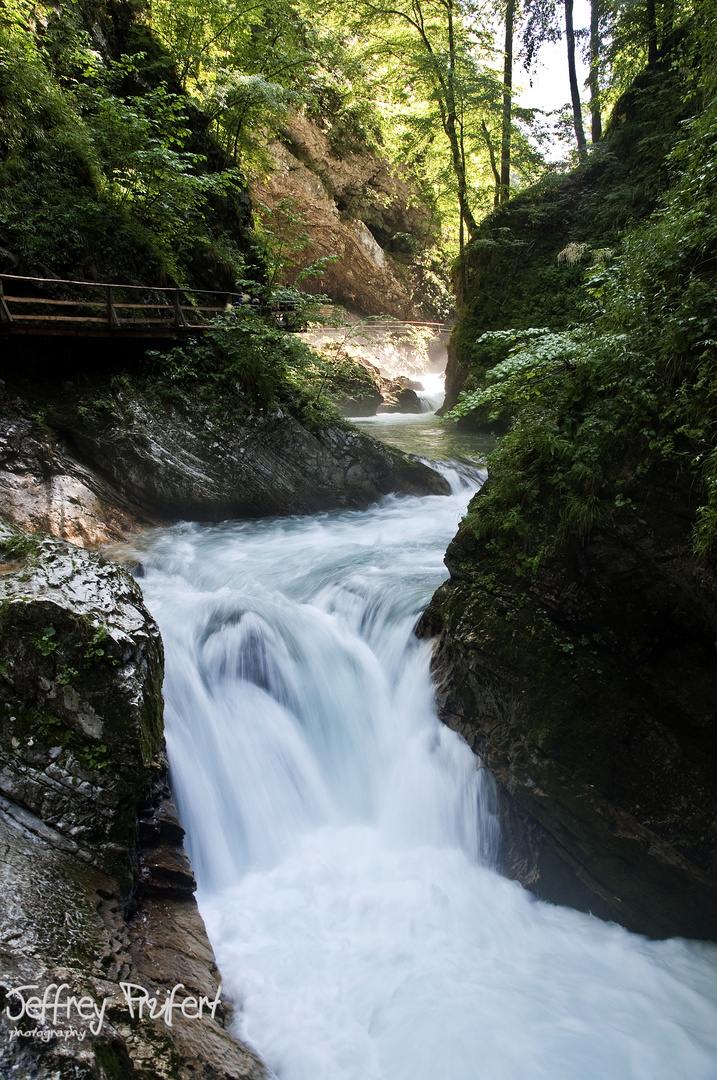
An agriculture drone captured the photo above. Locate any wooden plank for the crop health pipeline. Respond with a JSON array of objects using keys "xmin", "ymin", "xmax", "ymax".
[
  {"xmin": 6, "ymin": 298, "xmax": 224, "ymax": 311},
  {"xmin": 1, "ymin": 326, "xmax": 186, "ymax": 338},
  {"xmin": 4, "ymin": 296, "xmax": 104, "ymax": 307},
  {"xmin": 13, "ymin": 314, "xmax": 108, "ymax": 323},
  {"xmin": 0, "ymin": 280, "xmax": 12, "ymax": 324},
  {"xmin": 112, "ymin": 302, "xmax": 175, "ymax": 310},
  {"xmin": 107, "ymin": 285, "xmax": 120, "ymax": 329}
]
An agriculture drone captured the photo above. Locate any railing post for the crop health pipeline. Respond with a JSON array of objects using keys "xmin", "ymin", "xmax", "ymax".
[
  {"xmin": 173, "ymin": 289, "xmax": 188, "ymax": 328},
  {"xmin": 107, "ymin": 286, "xmax": 120, "ymax": 328},
  {"xmin": 0, "ymin": 279, "xmax": 13, "ymax": 323}
]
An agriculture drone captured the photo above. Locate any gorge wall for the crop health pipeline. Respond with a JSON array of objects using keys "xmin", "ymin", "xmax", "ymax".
[
  {"xmin": 424, "ymin": 39, "xmax": 717, "ymax": 940},
  {"xmin": 419, "ymin": 466, "xmax": 717, "ymax": 940},
  {"xmin": 254, "ymin": 112, "xmax": 441, "ymax": 319},
  {"xmin": 440, "ymin": 52, "xmax": 692, "ymax": 417}
]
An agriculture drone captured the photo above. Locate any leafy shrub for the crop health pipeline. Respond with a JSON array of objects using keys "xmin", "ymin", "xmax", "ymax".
[{"xmin": 144, "ymin": 311, "xmax": 342, "ymax": 429}]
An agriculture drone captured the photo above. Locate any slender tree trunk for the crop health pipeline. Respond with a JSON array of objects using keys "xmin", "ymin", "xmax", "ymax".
[
  {"xmin": 646, "ymin": 0, "xmax": 658, "ymax": 64},
  {"xmin": 482, "ymin": 121, "xmax": 501, "ymax": 206},
  {"xmin": 662, "ymin": 0, "xmax": 675, "ymax": 37},
  {"xmin": 500, "ymin": 0, "xmax": 515, "ymax": 202},
  {"xmin": 442, "ymin": 0, "xmax": 479, "ymax": 237},
  {"xmin": 445, "ymin": 118, "xmax": 479, "ymax": 237},
  {"xmin": 589, "ymin": 0, "xmax": 602, "ymax": 142},
  {"xmin": 565, "ymin": 0, "xmax": 587, "ymax": 155}
]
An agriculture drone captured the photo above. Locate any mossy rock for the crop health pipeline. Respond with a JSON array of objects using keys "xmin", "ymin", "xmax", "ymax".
[{"xmin": 0, "ymin": 525, "xmax": 164, "ymax": 887}]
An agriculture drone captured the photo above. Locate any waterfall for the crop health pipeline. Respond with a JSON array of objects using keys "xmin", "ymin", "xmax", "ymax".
[
  {"xmin": 415, "ymin": 372, "xmax": 446, "ymax": 413},
  {"xmin": 129, "ymin": 465, "xmax": 717, "ymax": 1080}
]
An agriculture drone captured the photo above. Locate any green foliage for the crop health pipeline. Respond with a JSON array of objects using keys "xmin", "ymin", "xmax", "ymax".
[
  {"xmin": 80, "ymin": 626, "xmax": 111, "ymax": 664},
  {"xmin": 144, "ymin": 312, "xmax": 342, "ymax": 429},
  {"xmin": 77, "ymin": 743, "xmax": 109, "ymax": 771},
  {"xmin": 447, "ymin": 33, "xmax": 698, "ymax": 430},
  {"xmin": 0, "ymin": 6, "xmax": 250, "ymax": 283},
  {"xmin": 449, "ymin": 37, "xmax": 717, "ymax": 562},
  {"xmin": 34, "ymin": 626, "xmax": 59, "ymax": 657},
  {"xmin": 1, "ymin": 533, "xmax": 42, "ymax": 562}
]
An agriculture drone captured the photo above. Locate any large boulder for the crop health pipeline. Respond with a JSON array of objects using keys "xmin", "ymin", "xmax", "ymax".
[
  {"xmin": 419, "ymin": 473, "xmax": 717, "ymax": 940},
  {"xmin": 0, "ymin": 381, "xmax": 448, "ymax": 548}
]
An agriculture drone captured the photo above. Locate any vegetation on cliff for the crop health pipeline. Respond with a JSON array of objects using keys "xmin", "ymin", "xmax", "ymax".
[
  {"xmin": 449, "ymin": 4, "xmax": 717, "ymax": 565},
  {"xmin": 424, "ymin": 2, "xmax": 717, "ymax": 939}
]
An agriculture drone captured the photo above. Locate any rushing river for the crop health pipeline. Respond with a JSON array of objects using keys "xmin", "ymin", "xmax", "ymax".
[{"xmin": 126, "ymin": 414, "xmax": 717, "ymax": 1080}]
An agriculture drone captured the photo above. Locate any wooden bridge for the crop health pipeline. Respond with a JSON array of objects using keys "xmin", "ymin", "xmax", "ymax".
[
  {"xmin": 0, "ymin": 273, "xmax": 244, "ymax": 339},
  {"xmin": 0, "ymin": 273, "xmax": 448, "ymax": 342}
]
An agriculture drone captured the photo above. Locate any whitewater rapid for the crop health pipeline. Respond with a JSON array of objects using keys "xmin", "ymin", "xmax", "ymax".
[{"xmin": 128, "ymin": 460, "xmax": 717, "ymax": 1080}]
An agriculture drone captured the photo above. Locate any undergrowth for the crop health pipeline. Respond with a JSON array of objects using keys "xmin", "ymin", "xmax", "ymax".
[{"xmin": 142, "ymin": 311, "xmax": 346, "ymax": 432}]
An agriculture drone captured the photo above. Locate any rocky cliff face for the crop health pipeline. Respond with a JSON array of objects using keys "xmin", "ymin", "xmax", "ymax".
[
  {"xmin": 0, "ymin": 379, "xmax": 448, "ymax": 548},
  {"xmin": 0, "ymin": 524, "xmax": 264, "ymax": 1078},
  {"xmin": 255, "ymin": 113, "xmax": 438, "ymax": 318},
  {"xmin": 419, "ymin": 471, "xmax": 717, "ymax": 940}
]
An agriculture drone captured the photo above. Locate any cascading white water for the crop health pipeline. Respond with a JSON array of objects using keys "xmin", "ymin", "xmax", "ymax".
[
  {"xmin": 128, "ymin": 458, "xmax": 717, "ymax": 1080},
  {"xmin": 415, "ymin": 372, "xmax": 446, "ymax": 412}
]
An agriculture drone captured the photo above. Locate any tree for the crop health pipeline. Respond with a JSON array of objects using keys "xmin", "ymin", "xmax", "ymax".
[
  {"xmin": 565, "ymin": 0, "xmax": 586, "ymax": 154},
  {"xmin": 332, "ymin": 0, "xmax": 508, "ymax": 244},
  {"xmin": 588, "ymin": 0, "xmax": 602, "ymax": 141},
  {"xmin": 500, "ymin": 0, "xmax": 516, "ymax": 202}
]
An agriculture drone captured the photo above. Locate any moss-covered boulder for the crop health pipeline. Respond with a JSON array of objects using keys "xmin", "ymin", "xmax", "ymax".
[
  {"xmin": 0, "ymin": 524, "xmax": 164, "ymax": 887},
  {"xmin": 419, "ymin": 472, "xmax": 717, "ymax": 940}
]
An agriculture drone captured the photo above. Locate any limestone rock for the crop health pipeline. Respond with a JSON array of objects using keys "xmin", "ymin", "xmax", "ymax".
[
  {"xmin": 0, "ymin": 382, "xmax": 448, "ymax": 548},
  {"xmin": 254, "ymin": 113, "xmax": 436, "ymax": 319},
  {"xmin": 419, "ymin": 472, "xmax": 717, "ymax": 940},
  {"xmin": 0, "ymin": 531, "xmax": 265, "ymax": 1078}
]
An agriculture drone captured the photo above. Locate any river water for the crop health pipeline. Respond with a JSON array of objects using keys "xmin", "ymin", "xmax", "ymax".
[{"xmin": 126, "ymin": 411, "xmax": 717, "ymax": 1080}]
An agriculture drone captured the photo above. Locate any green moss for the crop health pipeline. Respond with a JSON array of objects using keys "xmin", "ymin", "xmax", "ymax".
[
  {"xmin": 1, "ymin": 533, "xmax": 43, "ymax": 563},
  {"xmin": 451, "ymin": 57, "xmax": 693, "ymax": 402},
  {"xmin": 93, "ymin": 1038, "xmax": 134, "ymax": 1080}
]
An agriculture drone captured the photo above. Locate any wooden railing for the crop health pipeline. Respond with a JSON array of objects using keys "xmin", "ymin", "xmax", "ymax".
[
  {"xmin": 0, "ymin": 274, "xmax": 448, "ymax": 340},
  {"xmin": 0, "ymin": 274, "xmax": 247, "ymax": 337}
]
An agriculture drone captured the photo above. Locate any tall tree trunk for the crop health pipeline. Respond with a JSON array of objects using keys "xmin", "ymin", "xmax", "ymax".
[
  {"xmin": 565, "ymin": 0, "xmax": 587, "ymax": 155},
  {"xmin": 589, "ymin": 0, "xmax": 602, "ymax": 142},
  {"xmin": 442, "ymin": 0, "xmax": 478, "ymax": 237},
  {"xmin": 482, "ymin": 120, "xmax": 501, "ymax": 206},
  {"xmin": 500, "ymin": 0, "xmax": 515, "ymax": 202},
  {"xmin": 646, "ymin": 0, "xmax": 658, "ymax": 64},
  {"xmin": 445, "ymin": 117, "xmax": 479, "ymax": 237}
]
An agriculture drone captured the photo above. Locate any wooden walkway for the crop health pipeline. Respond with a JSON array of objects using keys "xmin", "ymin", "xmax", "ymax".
[
  {"xmin": 0, "ymin": 273, "xmax": 448, "ymax": 340},
  {"xmin": 0, "ymin": 273, "xmax": 241, "ymax": 338}
]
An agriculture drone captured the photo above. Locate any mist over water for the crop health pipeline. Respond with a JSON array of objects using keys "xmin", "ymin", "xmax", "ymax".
[{"xmin": 128, "ymin": 426, "xmax": 717, "ymax": 1080}]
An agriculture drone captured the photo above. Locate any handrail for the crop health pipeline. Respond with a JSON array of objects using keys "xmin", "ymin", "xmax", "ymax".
[
  {"xmin": 0, "ymin": 272, "xmax": 234, "ymax": 298},
  {"xmin": 0, "ymin": 272, "xmax": 237, "ymax": 334},
  {"xmin": 0, "ymin": 272, "xmax": 446, "ymax": 338}
]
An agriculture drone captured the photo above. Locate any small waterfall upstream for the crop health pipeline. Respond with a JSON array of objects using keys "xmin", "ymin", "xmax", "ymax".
[{"xmin": 128, "ymin": 439, "xmax": 717, "ymax": 1080}]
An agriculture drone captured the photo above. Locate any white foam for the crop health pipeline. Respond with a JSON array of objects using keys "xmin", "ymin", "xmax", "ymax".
[{"xmin": 130, "ymin": 478, "xmax": 717, "ymax": 1080}]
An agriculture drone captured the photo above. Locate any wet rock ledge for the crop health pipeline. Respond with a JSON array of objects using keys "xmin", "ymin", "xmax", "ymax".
[
  {"xmin": 0, "ymin": 379, "xmax": 448, "ymax": 549},
  {"xmin": 0, "ymin": 523, "xmax": 264, "ymax": 1079}
]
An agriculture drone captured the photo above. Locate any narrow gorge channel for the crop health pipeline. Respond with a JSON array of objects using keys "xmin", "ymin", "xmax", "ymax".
[{"xmin": 124, "ymin": 414, "xmax": 717, "ymax": 1080}]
